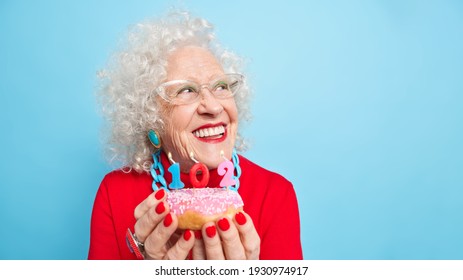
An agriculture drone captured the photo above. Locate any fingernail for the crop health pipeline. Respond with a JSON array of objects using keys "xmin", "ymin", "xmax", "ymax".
[
  {"xmin": 155, "ymin": 189, "xmax": 165, "ymax": 200},
  {"xmin": 218, "ymin": 218, "xmax": 230, "ymax": 231},
  {"xmin": 163, "ymin": 213, "xmax": 173, "ymax": 227},
  {"xmin": 155, "ymin": 202, "xmax": 165, "ymax": 214},
  {"xmin": 194, "ymin": 230, "xmax": 202, "ymax": 240},
  {"xmin": 235, "ymin": 212, "xmax": 246, "ymax": 225},
  {"xmin": 184, "ymin": 230, "xmax": 192, "ymax": 241},
  {"xmin": 206, "ymin": 226, "xmax": 216, "ymax": 238}
]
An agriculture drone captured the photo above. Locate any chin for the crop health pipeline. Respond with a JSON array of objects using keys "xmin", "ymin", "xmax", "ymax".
[
  {"xmin": 198, "ymin": 150, "xmax": 224, "ymax": 169},
  {"xmin": 196, "ymin": 144, "xmax": 233, "ymax": 169},
  {"xmin": 204, "ymin": 159, "xmax": 222, "ymax": 170}
]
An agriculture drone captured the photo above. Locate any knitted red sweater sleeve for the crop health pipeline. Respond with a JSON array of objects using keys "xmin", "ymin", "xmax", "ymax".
[
  {"xmin": 88, "ymin": 177, "xmax": 121, "ymax": 260},
  {"xmin": 258, "ymin": 174, "xmax": 303, "ymax": 260}
]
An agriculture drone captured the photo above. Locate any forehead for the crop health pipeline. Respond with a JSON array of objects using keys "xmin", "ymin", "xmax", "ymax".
[{"xmin": 166, "ymin": 46, "xmax": 224, "ymax": 81}]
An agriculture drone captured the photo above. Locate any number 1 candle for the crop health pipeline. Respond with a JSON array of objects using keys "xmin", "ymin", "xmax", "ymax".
[{"xmin": 167, "ymin": 152, "xmax": 184, "ymax": 190}]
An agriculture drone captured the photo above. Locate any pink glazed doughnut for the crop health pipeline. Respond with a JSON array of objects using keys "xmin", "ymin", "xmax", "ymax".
[{"xmin": 166, "ymin": 188, "xmax": 244, "ymax": 230}]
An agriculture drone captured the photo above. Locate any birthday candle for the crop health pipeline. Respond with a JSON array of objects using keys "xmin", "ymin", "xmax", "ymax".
[
  {"xmin": 167, "ymin": 152, "xmax": 184, "ymax": 190},
  {"xmin": 168, "ymin": 162, "xmax": 184, "ymax": 189},
  {"xmin": 189, "ymin": 151, "xmax": 209, "ymax": 188},
  {"xmin": 190, "ymin": 163, "xmax": 209, "ymax": 188},
  {"xmin": 218, "ymin": 151, "xmax": 237, "ymax": 188}
]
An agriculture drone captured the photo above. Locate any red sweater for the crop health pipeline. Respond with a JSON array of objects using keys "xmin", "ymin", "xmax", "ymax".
[{"xmin": 88, "ymin": 154, "xmax": 303, "ymax": 260}]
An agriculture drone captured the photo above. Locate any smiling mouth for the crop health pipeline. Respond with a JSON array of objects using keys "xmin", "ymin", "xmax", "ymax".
[{"xmin": 192, "ymin": 124, "xmax": 227, "ymax": 143}]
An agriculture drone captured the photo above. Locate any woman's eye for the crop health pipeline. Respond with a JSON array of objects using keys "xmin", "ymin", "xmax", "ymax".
[
  {"xmin": 176, "ymin": 86, "xmax": 196, "ymax": 95},
  {"xmin": 213, "ymin": 82, "xmax": 229, "ymax": 92}
]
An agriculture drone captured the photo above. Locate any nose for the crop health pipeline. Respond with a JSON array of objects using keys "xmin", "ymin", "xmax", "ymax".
[{"xmin": 197, "ymin": 87, "xmax": 224, "ymax": 117}]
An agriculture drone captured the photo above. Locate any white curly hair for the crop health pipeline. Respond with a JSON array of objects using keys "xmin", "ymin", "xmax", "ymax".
[{"xmin": 97, "ymin": 11, "xmax": 252, "ymax": 173}]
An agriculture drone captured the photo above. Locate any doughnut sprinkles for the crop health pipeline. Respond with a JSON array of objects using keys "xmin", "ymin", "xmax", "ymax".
[{"xmin": 167, "ymin": 188, "xmax": 243, "ymax": 230}]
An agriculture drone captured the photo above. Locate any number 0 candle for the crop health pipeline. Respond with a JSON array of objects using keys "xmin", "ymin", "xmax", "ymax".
[{"xmin": 190, "ymin": 163, "xmax": 209, "ymax": 188}]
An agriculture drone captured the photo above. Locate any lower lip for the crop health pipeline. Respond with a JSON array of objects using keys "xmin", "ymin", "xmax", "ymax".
[{"xmin": 193, "ymin": 128, "xmax": 227, "ymax": 144}]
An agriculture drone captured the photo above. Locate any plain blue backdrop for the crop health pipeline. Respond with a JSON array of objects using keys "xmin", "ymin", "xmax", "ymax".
[{"xmin": 1, "ymin": 0, "xmax": 462, "ymax": 259}]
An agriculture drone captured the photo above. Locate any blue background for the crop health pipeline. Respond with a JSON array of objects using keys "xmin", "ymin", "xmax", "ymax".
[{"xmin": 1, "ymin": 0, "xmax": 462, "ymax": 259}]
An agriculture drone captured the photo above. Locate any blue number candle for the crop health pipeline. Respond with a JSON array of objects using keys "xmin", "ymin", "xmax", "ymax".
[
  {"xmin": 168, "ymin": 162, "xmax": 184, "ymax": 189},
  {"xmin": 167, "ymin": 152, "xmax": 184, "ymax": 190}
]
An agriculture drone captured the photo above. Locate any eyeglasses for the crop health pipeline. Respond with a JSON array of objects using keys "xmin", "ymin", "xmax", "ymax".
[{"xmin": 154, "ymin": 73, "xmax": 244, "ymax": 105}]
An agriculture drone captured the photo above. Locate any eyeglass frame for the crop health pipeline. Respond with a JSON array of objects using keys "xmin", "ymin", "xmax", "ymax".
[{"xmin": 153, "ymin": 73, "xmax": 244, "ymax": 105}]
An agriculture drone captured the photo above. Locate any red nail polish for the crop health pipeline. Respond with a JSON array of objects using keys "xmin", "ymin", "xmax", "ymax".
[
  {"xmin": 155, "ymin": 189, "xmax": 165, "ymax": 200},
  {"xmin": 206, "ymin": 226, "xmax": 216, "ymax": 238},
  {"xmin": 184, "ymin": 230, "xmax": 192, "ymax": 241},
  {"xmin": 155, "ymin": 202, "xmax": 165, "ymax": 214},
  {"xmin": 163, "ymin": 213, "xmax": 173, "ymax": 227},
  {"xmin": 218, "ymin": 218, "xmax": 230, "ymax": 231},
  {"xmin": 235, "ymin": 212, "xmax": 246, "ymax": 225},
  {"xmin": 194, "ymin": 230, "xmax": 202, "ymax": 240}
]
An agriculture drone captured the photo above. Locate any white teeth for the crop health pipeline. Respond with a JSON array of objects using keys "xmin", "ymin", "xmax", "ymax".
[{"xmin": 194, "ymin": 125, "xmax": 226, "ymax": 138}]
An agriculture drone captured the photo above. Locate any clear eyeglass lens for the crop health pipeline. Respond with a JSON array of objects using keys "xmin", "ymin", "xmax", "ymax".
[
  {"xmin": 172, "ymin": 83, "xmax": 200, "ymax": 102},
  {"xmin": 158, "ymin": 74, "xmax": 242, "ymax": 104}
]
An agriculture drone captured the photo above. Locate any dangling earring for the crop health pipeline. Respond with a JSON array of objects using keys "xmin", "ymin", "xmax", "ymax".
[{"xmin": 148, "ymin": 129, "xmax": 161, "ymax": 150}]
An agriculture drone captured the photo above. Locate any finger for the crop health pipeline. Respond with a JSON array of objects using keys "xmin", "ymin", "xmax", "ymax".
[
  {"xmin": 202, "ymin": 223, "xmax": 225, "ymax": 260},
  {"xmin": 192, "ymin": 230, "xmax": 206, "ymax": 260},
  {"xmin": 134, "ymin": 189, "xmax": 166, "ymax": 219},
  {"xmin": 216, "ymin": 217, "xmax": 246, "ymax": 260},
  {"xmin": 164, "ymin": 230, "xmax": 195, "ymax": 260},
  {"xmin": 134, "ymin": 200, "xmax": 169, "ymax": 242},
  {"xmin": 144, "ymin": 212, "xmax": 178, "ymax": 259},
  {"xmin": 234, "ymin": 212, "xmax": 260, "ymax": 260}
]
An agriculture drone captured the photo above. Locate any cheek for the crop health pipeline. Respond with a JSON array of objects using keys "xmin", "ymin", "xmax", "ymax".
[
  {"xmin": 165, "ymin": 106, "xmax": 195, "ymax": 133},
  {"xmin": 225, "ymin": 101, "xmax": 239, "ymax": 136},
  {"xmin": 223, "ymin": 101, "xmax": 239, "ymax": 152},
  {"xmin": 161, "ymin": 106, "xmax": 196, "ymax": 154},
  {"xmin": 225, "ymin": 100, "xmax": 239, "ymax": 122},
  {"xmin": 159, "ymin": 107, "xmax": 195, "ymax": 165}
]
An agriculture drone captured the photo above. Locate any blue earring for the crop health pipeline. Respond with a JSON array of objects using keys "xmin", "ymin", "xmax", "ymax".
[{"xmin": 148, "ymin": 130, "xmax": 161, "ymax": 149}]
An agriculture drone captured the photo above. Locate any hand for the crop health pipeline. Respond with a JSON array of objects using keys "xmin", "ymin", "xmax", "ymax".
[
  {"xmin": 192, "ymin": 211, "xmax": 260, "ymax": 260},
  {"xmin": 133, "ymin": 189, "xmax": 195, "ymax": 260}
]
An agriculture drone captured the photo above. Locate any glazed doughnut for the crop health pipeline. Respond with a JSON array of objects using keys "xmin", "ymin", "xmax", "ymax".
[{"xmin": 166, "ymin": 188, "xmax": 244, "ymax": 230}]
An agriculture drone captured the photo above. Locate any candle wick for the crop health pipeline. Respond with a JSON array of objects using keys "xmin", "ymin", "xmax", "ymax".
[
  {"xmin": 167, "ymin": 152, "xmax": 176, "ymax": 165},
  {"xmin": 220, "ymin": 150, "xmax": 228, "ymax": 161},
  {"xmin": 189, "ymin": 151, "xmax": 199, "ymax": 163}
]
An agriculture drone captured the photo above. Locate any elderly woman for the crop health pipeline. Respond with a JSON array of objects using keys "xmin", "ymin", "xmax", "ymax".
[{"xmin": 88, "ymin": 12, "xmax": 302, "ymax": 260}]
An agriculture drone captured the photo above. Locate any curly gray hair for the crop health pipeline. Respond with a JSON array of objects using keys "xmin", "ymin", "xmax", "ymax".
[{"xmin": 97, "ymin": 11, "xmax": 251, "ymax": 173}]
